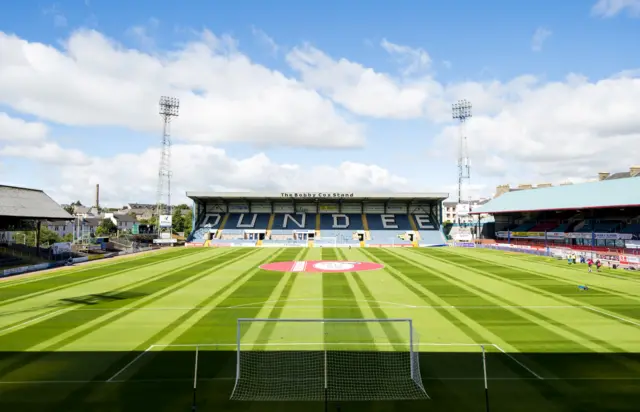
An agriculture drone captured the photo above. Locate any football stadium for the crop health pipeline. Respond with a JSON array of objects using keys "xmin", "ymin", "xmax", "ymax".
[{"xmin": 1, "ymin": 181, "xmax": 640, "ymax": 412}]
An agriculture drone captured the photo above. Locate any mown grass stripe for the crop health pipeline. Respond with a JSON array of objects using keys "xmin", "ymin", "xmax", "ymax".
[
  {"xmin": 421, "ymin": 248, "xmax": 640, "ymax": 330},
  {"xmin": 0, "ymin": 248, "xmax": 210, "ymax": 306},
  {"xmin": 0, "ymin": 248, "xmax": 251, "ymax": 354},
  {"xmin": 0, "ymin": 248, "xmax": 177, "ymax": 289},
  {"xmin": 397, "ymin": 248, "xmax": 639, "ymax": 368},
  {"xmin": 93, "ymin": 248, "xmax": 293, "ymax": 383},
  {"xmin": 321, "ymin": 248, "xmax": 374, "ymax": 349},
  {"xmin": 360, "ymin": 248, "xmax": 488, "ymax": 345},
  {"xmin": 0, "ymin": 250, "xmax": 228, "ymax": 336},
  {"xmin": 364, "ymin": 248, "xmax": 586, "ymax": 400},
  {"xmin": 0, "ymin": 249, "xmax": 258, "ymax": 379},
  {"xmin": 387, "ymin": 248, "xmax": 604, "ymax": 351},
  {"xmin": 440, "ymin": 247, "xmax": 640, "ymax": 302},
  {"xmin": 335, "ymin": 248, "xmax": 405, "ymax": 352},
  {"xmin": 168, "ymin": 248, "xmax": 307, "ymax": 347},
  {"xmin": 398, "ymin": 248, "xmax": 640, "ymax": 383},
  {"xmin": 0, "ymin": 249, "xmax": 238, "ymax": 343},
  {"xmin": 252, "ymin": 248, "xmax": 311, "ymax": 346}
]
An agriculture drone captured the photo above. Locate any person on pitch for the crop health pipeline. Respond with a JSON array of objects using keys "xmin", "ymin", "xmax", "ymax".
[{"xmin": 587, "ymin": 258, "xmax": 593, "ymax": 273}]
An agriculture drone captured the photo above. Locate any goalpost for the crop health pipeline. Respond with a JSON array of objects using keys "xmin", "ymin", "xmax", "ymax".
[{"xmin": 230, "ymin": 318, "xmax": 428, "ymax": 402}]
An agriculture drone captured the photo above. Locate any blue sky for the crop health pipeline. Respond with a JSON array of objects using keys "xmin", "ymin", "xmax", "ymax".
[{"xmin": 0, "ymin": 0, "xmax": 639, "ymax": 206}]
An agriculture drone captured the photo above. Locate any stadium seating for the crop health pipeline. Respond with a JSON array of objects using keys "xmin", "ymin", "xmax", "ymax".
[
  {"xmin": 550, "ymin": 223, "xmax": 569, "ymax": 232},
  {"xmin": 366, "ymin": 214, "xmax": 412, "ymax": 230},
  {"xmin": 576, "ymin": 220, "xmax": 621, "ymax": 233},
  {"xmin": 271, "ymin": 213, "xmax": 316, "ymax": 231},
  {"xmin": 317, "ymin": 213, "xmax": 364, "ymax": 243},
  {"xmin": 418, "ymin": 230, "xmax": 447, "ymax": 246},
  {"xmin": 529, "ymin": 222, "xmax": 557, "ymax": 232},
  {"xmin": 511, "ymin": 222, "xmax": 536, "ymax": 232},
  {"xmin": 365, "ymin": 214, "xmax": 413, "ymax": 245},
  {"xmin": 0, "ymin": 253, "xmax": 23, "ymax": 268},
  {"xmin": 225, "ymin": 213, "xmax": 271, "ymax": 229},
  {"xmin": 621, "ymin": 223, "xmax": 640, "ymax": 234}
]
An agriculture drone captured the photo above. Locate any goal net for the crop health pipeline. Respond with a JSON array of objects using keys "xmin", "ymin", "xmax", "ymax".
[{"xmin": 230, "ymin": 318, "xmax": 428, "ymax": 401}]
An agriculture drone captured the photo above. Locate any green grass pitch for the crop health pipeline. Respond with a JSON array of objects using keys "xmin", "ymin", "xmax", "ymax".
[{"xmin": 1, "ymin": 246, "xmax": 640, "ymax": 411}]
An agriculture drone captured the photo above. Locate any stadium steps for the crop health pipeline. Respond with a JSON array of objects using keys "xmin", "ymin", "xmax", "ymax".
[
  {"xmin": 362, "ymin": 213, "xmax": 371, "ymax": 240},
  {"xmin": 265, "ymin": 213, "xmax": 275, "ymax": 238},
  {"xmin": 407, "ymin": 215, "xmax": 420, "ymax": 245},
  {"xmin": 216, "ymin": 214, "xmax": 230, "ymax": 238},
  {"xmin": 315, "ymin": 214, "xmax": 321, "ymax": 238}
]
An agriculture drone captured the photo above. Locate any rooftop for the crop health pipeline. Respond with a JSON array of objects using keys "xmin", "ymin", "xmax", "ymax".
[
  {"xmin": 0, "ymin": 185, "xmax": 73, "ymax": 220},
  {"xmin": 186, "ymin": 191, "xmax": 449, "ymax": 202},
  {"xmin": 471, "ymin": 177, "xmax": 640, "ymax": 215}
]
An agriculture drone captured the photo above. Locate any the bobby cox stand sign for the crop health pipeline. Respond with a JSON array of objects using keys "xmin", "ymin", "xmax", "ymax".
[{"xmin": 280, "ymin": 193, "xmax": 355, "ymax": 199}]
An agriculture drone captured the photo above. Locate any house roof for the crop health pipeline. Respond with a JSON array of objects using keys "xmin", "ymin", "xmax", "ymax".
[
  {"xmin": 113, "ymin": 213, "xmax": 137, "ymax": 222},
  {"xmin": 471, "ymin": 177, "xmax": 640, "ymax": 215},
  {"xmin": 0, "ymin": 185, "xmax": 73, "ymax": 220}
]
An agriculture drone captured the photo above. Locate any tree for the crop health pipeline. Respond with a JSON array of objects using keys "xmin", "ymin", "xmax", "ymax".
[
  {"xmin": 183, "ymin": 208, "xmax": 193, "ymax": 235},
  {"xmin": 71, "ymin": 200, "xmax": 83, "ymax": 206},
  {"xmin": 172, "ymin": 208, "xmax": 185, "ymax": 233},
  {"xmin": 62, "ymin": 233, "xmax": 74, "ymax": 242},
  {"xmin": 14, "ymin": 227, "xmax": 62, "ymax": 246},
  {"xmin": 63, "ymin": 205, "xmax": 75, "ymax": 215},
  {"xmin": 95, "ymin": 218, "xmax": 117, "ymax": 236}
]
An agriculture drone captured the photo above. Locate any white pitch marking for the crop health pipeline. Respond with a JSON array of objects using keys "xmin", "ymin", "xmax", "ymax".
[
  {"xmin": 492, "ymin": 344, "xmax": 544, "ymax": 380},
  {"xmin": 150, "ymin": 342, "xmax": 487, "ymax": 348},
  {"xmin": 106, "ymin": 346, "xmax": 154, "ymax": 382},
  {"xmin": 0, "ymin": 309, "xmax": 68, "ymax": 335},
  {"xmin": 291, "ymin": 261, "xmax": 307, "ymax": 272},
  {"xmin": 3, "ymin": 376, "xmax": 640, "ymax": 385},
  {"xmin": 582, "ymin": 306, "xmax": 640, "ymax": 328},
  {"xmin": 2, "ymin": 303, "xmax": 580, "ymax": 313}
]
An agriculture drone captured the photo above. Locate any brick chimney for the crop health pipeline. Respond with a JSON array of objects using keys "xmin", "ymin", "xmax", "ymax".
[
  {"xmin": 598, "ymin": 172, "xmax": 610, "ymax": 181},
  {"xmin": 494, "ymin": 184, "xmax": 511, "ymax": 198},
  {"xmin": 630, "ymin": 166, "xmax": 640, "ymax": 177}
]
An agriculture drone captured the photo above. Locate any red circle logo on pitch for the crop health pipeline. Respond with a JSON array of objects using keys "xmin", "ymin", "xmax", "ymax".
[{"xmin": 260, "ymin": 260, "xmax": 383, "ymax": 273}]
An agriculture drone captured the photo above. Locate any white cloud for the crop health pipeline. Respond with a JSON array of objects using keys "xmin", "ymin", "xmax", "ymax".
[
  {"xmin": 251, "ymin": 26, "xmax": 279, "ymax": 54},
  {"xmin": 531, "ymin": 27, "xmax": 552, "ymax": 52},
  {"xmin": 286, "ymin": 44, "xmax": 434, "ymax": 118},
  {"xmin": 0, "ymin": 142, "xmax": 91, "ymax": 166},
  {"xmin": 3, "ymin": 27, "xmax": 640, "ymax": 203},
  {"xmin": 48, "ymin": 145, "xmax": 409, "ymax": 205},
  {"xmin": 434, "ymin": 75, "xmax": 640, "ymax": 182},
  {"xmin": 0, "ymin": 113, "xmax": 48, "ymax": 142},
  {"xmin": 0, "ymin": 29, "xmax": 363, "ymax": 148},
  {"xmin": 592, "ymin": 0, "xmax": 640, "ymax": 17},
  {"xmin": 380, "ymin": 39, "xmax": 431, "ymax": 75}
]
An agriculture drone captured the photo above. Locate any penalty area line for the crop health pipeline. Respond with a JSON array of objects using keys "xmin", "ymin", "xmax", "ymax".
[
  {"xmin": 106, "ymin": 345, "xmax": 154, "ymax": 383},
  {"xmin": 492, "ymin": 344, "xmax": 544, "ymax": 380},
  {"xmin": 4, "ymin": 376, "xmax": 640, "ymax": 385}
]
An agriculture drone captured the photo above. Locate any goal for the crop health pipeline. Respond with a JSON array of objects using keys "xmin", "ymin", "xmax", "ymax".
[{"xmin": 230, "ymin": 318, "xmax": 428, "ymax": 401}]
